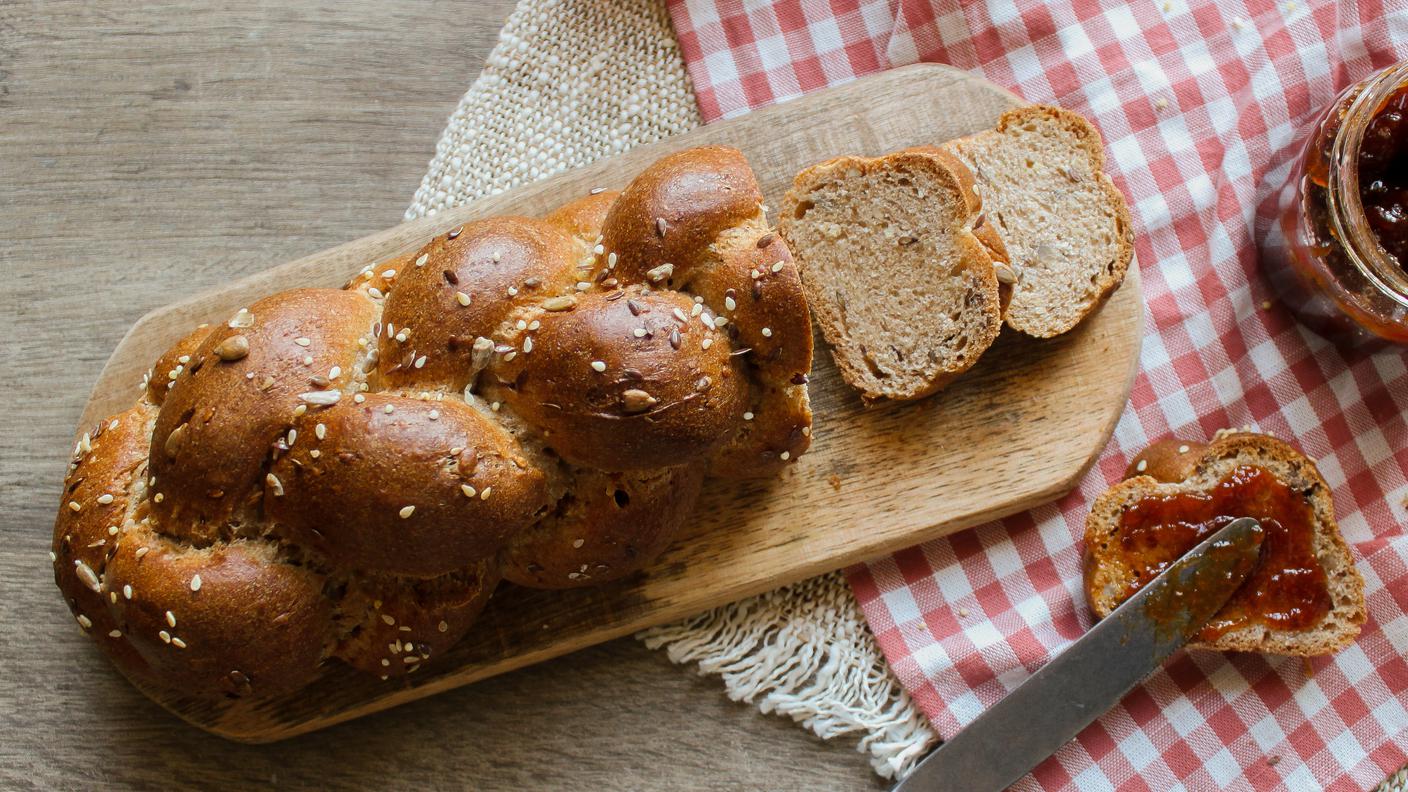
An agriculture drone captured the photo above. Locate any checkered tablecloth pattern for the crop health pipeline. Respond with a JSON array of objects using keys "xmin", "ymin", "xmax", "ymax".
[{"xmin": 668, "ymin": 0, "xmax": 1408, "ymax": 788}]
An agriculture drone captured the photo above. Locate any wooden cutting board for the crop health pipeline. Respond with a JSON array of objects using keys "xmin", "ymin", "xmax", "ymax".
[{"xmin": 79, "ymin": 63, "xmax": 1143, "ymax": 741}]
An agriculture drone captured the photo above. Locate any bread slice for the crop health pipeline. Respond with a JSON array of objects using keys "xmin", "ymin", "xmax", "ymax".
[
  {"xmin": 1084, "ymin": 432, "xmax": 1366, "ymax": 656},
  {"xmin": 778, "ymin": 148, "xmax": 1006, "ymax": 403},
  {"xmin": 944, "ymin": 105, "xmax": 1133, "ymax": 338}
]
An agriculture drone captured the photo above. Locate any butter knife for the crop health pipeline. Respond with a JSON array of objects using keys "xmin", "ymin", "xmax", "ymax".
[{"xmin": 894, "ymin": 517, "xmax": 1265, "ymax": 792}]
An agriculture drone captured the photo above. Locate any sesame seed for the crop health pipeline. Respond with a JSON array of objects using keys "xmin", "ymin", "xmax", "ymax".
[
  {"xmin": 315, "ymin": 423, "xmax": 327, "ymax": 440},
  {"xmin": 760, "ymin": 327, "xmax": 773, "ymax": 337},
  {"xmin": 123, "ymin": 584, "xmax": 133, "ymax": 599},
  {"xmin": 368, "ymin": 287, "xmax": 384, "ymax": 299},
  {"xmin": 414, "ymin": 355, "xmax": 427, "ymax": 369},
  {"xmin": 725, "ymin": 296, "xmax": 736, "ymax": 311},
  {"xmin": 395, "ymin": 330, "xmax": 409, "ymax": 343},
  {"xmin": 266, "ymin": 473, "xmax": 284, "ymax": 497},
  {"xmin": 771, "ymin": 262, "xmax": 784, "ymax": 273},
  {"xmin": 572, "ymin": 539, "xmax": 585, "ymax": 549},
  {"xmin": 74, "ymin": 561, "xmax": 101, "ymax": 592},
  {"xmin": 399, "ymin": 505, "xmax": 416, "ymax": 519},
  {"xmin": 713, "ymin": 315, "xmax": 728, "ymax": 328},
  {"xmin": 701, "ymin": 338, "xmax": 713, "ymax": 350},
  {"xmin": 109, "ymin": 629, "xmax": 122, "ymax": 638},
  {"xmin": 228, "ymin": 308, "xmax": 254, "ymax": 328},
  {"xmin": 382, "ymin": 614, "xmax": 396, "ymax": 625},
  {"xmin": 490, "ymin": 401, "xmax": 501, "ymax": 411},
  {"xmin": 107, "ymin": 525, "xmax": 118, "ymax": 536},
  {"xmin": 455, "ymin": 291, "xmax": 472, "ymax": 306},
  {"xmin": 190, "ymin": 574, "xmax": 202, "ymax": 592},
  {"xmin": 591, "ymin": 360, "xmax": 607, "ymax": 372},
  {"xmin": 672, "ymin": 307, "xmax": 689, "ymax": 323},
  {"xmin": 310, "ymin": 450, "xmax": 321, "ymax": 458},
  {"xmin": 1136, "ymin": 459, "xmax": 1148, "ymax": 472},
  {"xmin": 171, "ymin": 637, "xmax": 187, "ymax": 649},
  {"xmin": 1177, "ymin": 445, "xmax": 1190, "ymax": 453},
  {"xmin": 166, "ymin": 610, "xmax": 177, "ymax": 628},
  {"xmin": 108, "ymin": 419, "xmax": 120, "ymax": 431},
  {"xmin": 77, "ymin": 614, "xmax": 92, "ymax": 629},
  {"xmin": 302, "ymin": 355, "xmax": 314, "ymax": 366},
  {"xmin": 294, "ymin": 337, "xmax": 311, "ymax": 347},
  {"xmin": 68, "ymin": 501, "xmax": 81, "ymax": 512},
  {"xmin": 656, "ymin": 217, "xmax": 668, "ymax": 237},
  {"xmin": 690, "ymin": 302, "xmax": 703, "ymax": 317},
  {"xmin": 523, "ymin": 337, "xmax": 534, "ymax": 354},
  {"xmin": 633, "ymin": 327, "xmax": 647, "ymax": 338},
  {"xmin": 97, "ymin": 493, "xmax": 115, "ymax": 505},
  {"xmin": 48, "ymin": 550, "xmax": 57, "ymax": 562},
  {"xmin": 381, "ymin": 269, "xmax": 396, "ymax": 279},
  {"xmin": 135, "ymin": 547, "xmax": 148, "ymax": 559},
  {"xmin": 213, "ymin": 335, "xmax": 250, "ymax": 361},
  {"xmin": 428, "ymin": 409, "xmax": 440, "ymax": 421},
  {"xmin": 780, "ymin": 451, "xmax": 791, "ymax": 461},
  {"xmin": 461, "ymin": 484, "xmax": 477, "ymax": 498},
  {"xmin": 415, "ymin": 253, "xmax": 429, "ymax": 267},
  {"xmin": 480, "ymin": 487, "xmax": 492, "ymax": 500},
  {"xmin": 153, "ymin": 492, "xmax": 164, "ymax": 503},
  {"xmin": 593, "ymin": 244, "xmax": 605, "ymax": 255},
  {"xmin": 743, "ymin": 412, "xmax": 754, "ymax": 421},
  {"xmin": 438, "ymin": 621, "xmax": 449, "ymax": 632},
  {"xmin": 287, "ymin": 428, "xmax": 298, "ymax": 446},
  {"xmin": 384, "ymin": 404, "xmax": 395, "ymax": 414},
  {"xmin": 159, "ymin": 630, "xmax": 171, "ymax": 644},
  {"xmin": 504, "ymin": 350, "xmax": 517, "ymax": 361}
]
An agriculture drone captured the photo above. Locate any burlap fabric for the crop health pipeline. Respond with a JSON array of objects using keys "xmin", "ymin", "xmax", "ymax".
[{"xmin": 403, "ymin": 0, "xmax": 1403, "ymax": 786}]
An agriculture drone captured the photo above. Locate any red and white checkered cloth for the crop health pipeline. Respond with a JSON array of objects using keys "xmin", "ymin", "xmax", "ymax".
[{"xmin": 668, "ymin": 1, "xmax": 1408, "ymax": 788}]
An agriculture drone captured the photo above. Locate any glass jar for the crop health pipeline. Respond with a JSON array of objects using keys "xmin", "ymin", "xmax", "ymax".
[{"xmin": 1264, "ymin": 60, "xmax": 1408, "ymax": 347}]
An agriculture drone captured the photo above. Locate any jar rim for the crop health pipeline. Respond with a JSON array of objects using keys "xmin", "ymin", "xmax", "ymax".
[{"xmin": 1327, "ymin": 61, "xmax": 1408, "ymax": 311}]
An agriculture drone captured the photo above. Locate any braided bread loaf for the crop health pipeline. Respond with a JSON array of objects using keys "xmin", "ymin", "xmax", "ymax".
[{"xmin": 52, "ymin": 146, "xmax": 813, "ymax": 701}]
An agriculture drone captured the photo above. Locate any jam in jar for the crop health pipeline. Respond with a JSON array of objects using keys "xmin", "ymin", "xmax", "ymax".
[
  {"xmin": 1265, "ymin": 60, "xmax": 1408, "ymax": 346},
  {"xmin": 1114, "ymin": 465, "xmax": 1331, "ymax": 642}
]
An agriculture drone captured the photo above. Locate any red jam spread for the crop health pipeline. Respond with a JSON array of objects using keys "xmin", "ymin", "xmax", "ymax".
[
  {"xmin": 1360, "ymin": 82, "xmax": 1408, "ymax": 267},
  {"xmin": 1115, "ymin": 465, "xmax": 1331, "ymax": 641}
]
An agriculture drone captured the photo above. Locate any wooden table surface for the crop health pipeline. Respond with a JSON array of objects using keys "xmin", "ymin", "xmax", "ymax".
[{"xmin": 0, "ymin": 2, "xmax": 883, "ymax": 789}]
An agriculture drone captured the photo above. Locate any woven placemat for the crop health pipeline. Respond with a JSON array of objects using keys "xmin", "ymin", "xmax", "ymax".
[{"xmin": 404, "ymin": 0, "xmax": 1402, "ymax": 786}]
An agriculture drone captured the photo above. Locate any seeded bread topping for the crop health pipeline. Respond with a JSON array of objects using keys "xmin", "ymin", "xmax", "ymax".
[{"xmin": 52, "ymin": 146, "xmax": 814, "ymax": 701}]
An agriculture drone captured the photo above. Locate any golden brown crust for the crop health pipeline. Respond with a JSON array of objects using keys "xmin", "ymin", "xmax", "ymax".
[
  {"xmin": 502, "ymin": 464, "xmax": 706, "ymax": 588},
  {"xmin": 53, "ymin": 146, "xmax": 813, "ymax": 701},
  {"xmin": 1084, "ymin": 432, "xmax": 1366, "ymax": 657},
  {"xmin": 147, "ymin": 324, "xmax": 215, "ymax": 406},
  {"xmin": 492, "ymin": 287, "xmax": 748, "ymax": 471},
  {"xmin": 334, "ymin": 563, "xmax": 499, "ymax": 678},
  {"xmin": 266, "ymin": 394, "xmax": 548, "ymax": 577},
  {"xmin": 148, "ymin": 289, "xmax": 379, "ymax": 536},
  {"xmin": 104, "ymin": 536, "xmax": 332, "ymax": 698}
]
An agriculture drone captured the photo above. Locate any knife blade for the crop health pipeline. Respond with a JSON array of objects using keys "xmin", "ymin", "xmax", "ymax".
[{"xmin": 893, "ymin": 517, "xmax": 1265, "ymax": 792}]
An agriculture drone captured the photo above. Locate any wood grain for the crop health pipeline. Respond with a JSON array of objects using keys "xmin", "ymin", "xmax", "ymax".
[
  {"xmin": 2, "ymin": 2, "xmax": 891, "ymax": 788},
  {"xmin": 74, "ymin": 64, "xmax": 1144, "ymax": 741}
]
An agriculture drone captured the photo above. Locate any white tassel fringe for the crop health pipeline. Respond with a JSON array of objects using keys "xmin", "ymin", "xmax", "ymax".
[{"xmin": 639, "ymin": 571, "xmax": 938, "ymax": 779}]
